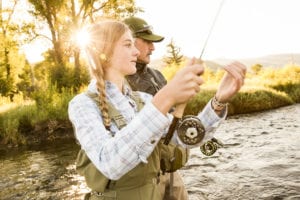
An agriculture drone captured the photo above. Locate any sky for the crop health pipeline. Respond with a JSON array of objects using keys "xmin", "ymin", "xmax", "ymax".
[
  {"xmin": 135, "ymin": 0, "xmax": 300, "ymax": 60},
  {"xmin": 18, "ymin": 0, "xmax": 300, "ymax": 63}
]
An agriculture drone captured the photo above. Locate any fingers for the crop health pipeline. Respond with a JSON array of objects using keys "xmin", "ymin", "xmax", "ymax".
[
  {"xmin": 225, "ymin": 61, "xmax": 247, "ymax": 78},
  {"xmin": 222, "ymin": 61, "xmax": 247, "ymax": 88},
  {"xmin": 167, "ymin": 58, "xmax": 205, "ymax": 105},
  {"xmin": 185, "ymin": 58, "xmax": 205, "ymax": 76},
  {"xmin": 186, "ymin": 57, "xmax": 196, "ymax": 66}
]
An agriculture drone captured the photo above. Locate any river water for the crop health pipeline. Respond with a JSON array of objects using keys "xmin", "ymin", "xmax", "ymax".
[{"xmin": 0, "ymin": 104, "xmax": 299, "ymax": 200}]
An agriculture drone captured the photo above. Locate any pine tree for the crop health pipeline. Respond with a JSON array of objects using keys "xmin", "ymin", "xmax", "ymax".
[{"xmin": 163, "ymin": 39, "xmax": 183, "ymax": 66}]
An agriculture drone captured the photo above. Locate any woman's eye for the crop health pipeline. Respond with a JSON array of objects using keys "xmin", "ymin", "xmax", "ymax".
[{"xmin": 125, "ymin": 43, "xmax": 132, "ymax": 48}]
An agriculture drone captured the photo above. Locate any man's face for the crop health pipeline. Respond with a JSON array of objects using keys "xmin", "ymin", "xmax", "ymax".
[{"xmin": 134, "ymin": 38, "xmax": 155, "ymax": 64}]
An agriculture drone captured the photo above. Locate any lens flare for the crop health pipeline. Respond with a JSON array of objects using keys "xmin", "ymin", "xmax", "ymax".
[{"xmin": 75, "ymin": 29, "xmax": 90, "ymax": 48}]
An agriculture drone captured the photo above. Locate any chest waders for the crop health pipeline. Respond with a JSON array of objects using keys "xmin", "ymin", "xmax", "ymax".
[{"xmin": 76, "ymin": 91, "xmax": 162, "ymax": 200}]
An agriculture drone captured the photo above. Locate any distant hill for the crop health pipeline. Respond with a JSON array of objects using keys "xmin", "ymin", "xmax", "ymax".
[
  {"xmin": 149, "ymin": 56, "xmax": 223, "ymax": 71},
  {"xmin": 213, "ymin": 53, "xmax": 300, "ymax": 68},
  {"xmin": 150, "ymin": 53, "xmax": 300, "ymax": 71}
]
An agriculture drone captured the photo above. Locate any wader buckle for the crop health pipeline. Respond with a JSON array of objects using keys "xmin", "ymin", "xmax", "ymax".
[{"xmin": 91, "ymin": 191, "xmax": 104, "ymax": 197}]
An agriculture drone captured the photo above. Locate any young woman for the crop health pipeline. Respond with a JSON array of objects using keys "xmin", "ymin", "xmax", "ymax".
[{"xmin": 68, "ymin": 20, "xmax": 246, "ymax": 200}]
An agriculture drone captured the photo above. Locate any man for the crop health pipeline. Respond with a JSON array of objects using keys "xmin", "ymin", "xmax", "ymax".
[{"xmin": 123, "ymin": 16, "xmax": 189, "ymax": 200}]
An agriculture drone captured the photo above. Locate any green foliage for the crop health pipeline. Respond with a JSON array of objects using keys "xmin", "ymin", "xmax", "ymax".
[
  {"xmin": 251, "ymin": 63, "xmax": 263, "ymax": 75},
  {"xmin": 163, "ymin": 39, "xmax": 184, "ymax": 66},
  {"xmin": 0, "ymin": 86, "xmax": 75, "ymax": 145},
  {"xmin": 180, "ymin": 64, "xmax": 300, "ymax": 116},
  {"xmin": 229, "ymin": 86, "xmax": 294, "ymax": 115},
  {"xmin": 0, "ymin": 104, "xmax": 33, "ymax": 145},
  {"xmin": 31, "ymin": 85, "xmax": 74, "ymax": 120},
  {"xmin": 161, "ymin": 58, "xmax": 188, "ymax": 81},
  {"xmin": 17, "ymin": 61, "xmax": 35, "ymax": 96},
  {"xmin": 0, "ymin": 76, "xmax": 14, "ymax": 96},
  {"xmin": 184, "ymin": 90, "xmax": 215, "ymax": 116},
  {"xmin": 102, "ymin": 0, "xmax": 143, "ymax": 20},
  {"xmin": 0, "ymin": 0, "xmax": 30, "ymax": 99},
  {"xmin": 184, "ymin": 86, "xmax": 294, "ymax": 117},
  {"xmin": 268, "ymin": 82, "xmax": 300, "ymax": 103},
  {"xmin": 2, "ymin": 0, "xmax": 300, "ymax": 146}
]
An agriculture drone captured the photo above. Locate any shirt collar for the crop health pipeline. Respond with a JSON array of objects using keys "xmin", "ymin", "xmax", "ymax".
[{"xmin": 88, "ymin": 79, "xmax": 133, "ymax": 97}]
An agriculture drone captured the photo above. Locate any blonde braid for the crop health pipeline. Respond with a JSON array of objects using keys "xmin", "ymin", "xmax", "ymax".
[
  {"xmin": 87, "ymin": 48, "xmax": 111, "ymax": 129},
  {"xmin": 95, "ymin": 71, "xmax": 111, "ymax": 129},
  {"xmin": 84, "ymin": 20, "xmax": 128, "ymax": 130}
]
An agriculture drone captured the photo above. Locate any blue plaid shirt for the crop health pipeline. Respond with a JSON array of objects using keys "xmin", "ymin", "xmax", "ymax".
[{"xmin": 68, "ymin": 79, "xmax": 226, "ymax": 180}]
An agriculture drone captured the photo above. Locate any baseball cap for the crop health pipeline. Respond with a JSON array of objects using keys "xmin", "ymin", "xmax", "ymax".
[{"xmin": 123, "ymin": 17, "xmax": 164, "ymax": 42}]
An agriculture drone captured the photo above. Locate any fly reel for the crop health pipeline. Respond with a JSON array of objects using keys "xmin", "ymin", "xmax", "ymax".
[
  {"xmin": 177, "ymin": 115, "xmax": 205, "ymax": 145},
  {"xmin": 200, "ymin": 137, "xmax": 224, "ymax": 156}
]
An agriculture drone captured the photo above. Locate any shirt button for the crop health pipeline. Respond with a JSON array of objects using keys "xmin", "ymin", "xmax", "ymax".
[{"xmin": 150, "ymin": 140, "xmax": 156, "ymax": 144}]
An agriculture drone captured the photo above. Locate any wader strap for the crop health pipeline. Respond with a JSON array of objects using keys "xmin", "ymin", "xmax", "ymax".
[
  {"xmin": 129, "ymin": 91, "xmax": 145, "ymax": 111},
  {"xmin": 85, "ymin": 91, "xmax": 127, "ymax": 129},
  {"xmin": 84, "ymin": 90, "xmax": 145, "ymax": 193}
]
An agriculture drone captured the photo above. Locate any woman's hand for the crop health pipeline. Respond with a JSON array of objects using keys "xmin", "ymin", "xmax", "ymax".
[
  {"xmin": 152, "ymin": 58, "xmax": 205, "ymax": 114},
  {"xmin": 215, "ymin": 61, "xmax": 247, "ymax": 103}
]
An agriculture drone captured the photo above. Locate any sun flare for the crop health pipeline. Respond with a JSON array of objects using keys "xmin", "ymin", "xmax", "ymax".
[{"xmin": 75, "ymin": 29, "xmax": 90, "ymax": 49}]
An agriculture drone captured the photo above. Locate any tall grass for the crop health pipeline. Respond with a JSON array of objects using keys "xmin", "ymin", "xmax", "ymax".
[
  {"xmin": 0, "ymin": 86, "xmax": 75, "ymax": 145},
  {"xmin": 163, "ymin": 63, "xmax": 300, "ymax": 115},
  {"xmin": 1, "ymin": 63, "xmax": 299, "ymax": 146}
]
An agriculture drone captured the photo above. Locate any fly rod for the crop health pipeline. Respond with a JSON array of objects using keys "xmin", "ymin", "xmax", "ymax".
[{"xmin": 164, "ymin": 0, "xmax": 225, "ymax": 145}]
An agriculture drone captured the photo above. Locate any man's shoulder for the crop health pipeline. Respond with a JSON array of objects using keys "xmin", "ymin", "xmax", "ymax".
[
  {"xmin": 147, "ymin": 67, "xmax": 166, "ymax": 80},
  {"xmin": 147, "ymin": 66, "xmax": 163, "ymax": 75}
]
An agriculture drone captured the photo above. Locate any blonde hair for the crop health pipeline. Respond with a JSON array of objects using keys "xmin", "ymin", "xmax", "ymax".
[{"xmin": 85, "ymin": 20, "xmax": 129, "ymax": 129}]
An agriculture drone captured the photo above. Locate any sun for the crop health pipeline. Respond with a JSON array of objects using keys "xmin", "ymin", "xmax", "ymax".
[{"xmin": 74, "ymin": 28, "xmax": 90, "ymax": 49}]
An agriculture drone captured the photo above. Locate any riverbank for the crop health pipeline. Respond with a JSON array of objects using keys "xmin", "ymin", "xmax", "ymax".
[
  {"xmin": 1, "ymin": 65, "xmax": 300, "ymax": 147},
  {"xmin": 1, "ymin": 104, "xmax": 299, "ymax": 199},
  {"xmin": 1, "ymin": 101, "xmax": 298, "ymax": 148},
  {"xmin": 0, "ymin": 119, "xmax": 75, "ymax": 148}
]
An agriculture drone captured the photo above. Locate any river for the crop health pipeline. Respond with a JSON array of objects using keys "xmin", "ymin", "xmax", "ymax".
[{"xmin": 0, "ymin": 104, "xmax": 299, "ymax": 200}]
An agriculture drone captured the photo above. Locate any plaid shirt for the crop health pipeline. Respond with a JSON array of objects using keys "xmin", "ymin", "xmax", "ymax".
[{"xmin": 68, "ymin": 79, "xmax": 226, "ymax": 180}]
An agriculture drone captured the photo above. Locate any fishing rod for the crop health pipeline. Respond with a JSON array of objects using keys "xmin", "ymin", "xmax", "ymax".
[
  {"xmin": 164, "ymin": 0, "xmax": 226, "ymax": 146},
  {"xmin": 199, "ymin": 0, "xmax": 225, "ymax": 59}
]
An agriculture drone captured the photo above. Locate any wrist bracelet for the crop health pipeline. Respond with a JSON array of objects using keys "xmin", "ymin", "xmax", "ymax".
[{"xmin": 212, "ymin": 95, "xmax": 227, "ymax": 111}]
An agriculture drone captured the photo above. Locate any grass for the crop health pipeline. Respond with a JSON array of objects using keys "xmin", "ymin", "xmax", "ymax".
[
  {"xmin": 1, "ymin": 64, "xmax": 300, "ymax": 146},
  {"xmin": 0, "ymin": 87, "xmax": 75, "ymax": 146}
]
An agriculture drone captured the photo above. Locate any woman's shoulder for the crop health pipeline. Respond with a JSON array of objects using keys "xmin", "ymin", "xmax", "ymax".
[
  {"xmin": 136, "ymin": 91, "xmax": 153, "ymax": 102},
  {"xmin": 69, "ymin": 92, "xmax": 96, "ymax": 108}
]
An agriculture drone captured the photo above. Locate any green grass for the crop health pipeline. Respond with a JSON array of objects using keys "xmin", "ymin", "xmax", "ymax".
[
  {"xmin": 0, "ymin": 87, "xmax": 75, "ymax": 146},
  {"xmin": 1, "ymin": 64, "xmax": 300, "ymax": 146},
  {"xmin": 184, "ymin": 85, "xmax": 294, "ymax": 116}
]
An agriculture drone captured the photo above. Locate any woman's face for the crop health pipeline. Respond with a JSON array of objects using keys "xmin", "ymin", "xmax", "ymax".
[{"xmin": 109, "ymin": 30, "xmax": 140, "ymax": 77}]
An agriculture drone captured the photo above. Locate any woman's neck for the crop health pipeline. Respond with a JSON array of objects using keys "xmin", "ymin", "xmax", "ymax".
[{"xmin": 105, "ymin": 74, "xmax": 124, "ymax": 93}]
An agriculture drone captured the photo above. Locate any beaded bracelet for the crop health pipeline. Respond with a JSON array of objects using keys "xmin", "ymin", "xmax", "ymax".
[{"xmin": 212, "ymin": 95, "xmax": 227, "ymax": 111}]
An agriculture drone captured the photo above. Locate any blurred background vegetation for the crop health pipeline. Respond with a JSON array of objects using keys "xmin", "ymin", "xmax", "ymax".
[{"xmin": 0, "ymin": 0, "xmax": 299, "ymax": 146}]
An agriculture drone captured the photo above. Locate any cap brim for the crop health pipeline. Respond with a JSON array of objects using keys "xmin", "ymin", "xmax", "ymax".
[{"xmin": 138, "ymin": 33, "xmax": 164, "ymax": 42}]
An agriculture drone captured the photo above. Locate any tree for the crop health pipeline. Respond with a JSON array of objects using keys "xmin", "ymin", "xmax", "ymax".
[
  {"xmin": 0, "ymin": 0, "xmax": 31, "ymax": 99},
  {"xmin": 163, "ymin": 39, "xmax": 183, "ymax": 66},
  {"xmin": 27, "ymin": 0, "xmax": 142, "ymax": 90},
  {"xmin": 17, "ymin": 60, "xmax": 35, "ymax": 97},
  {"xmin": 251, "ymin": 63, "xmax": 263, "ymax": 75}
]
